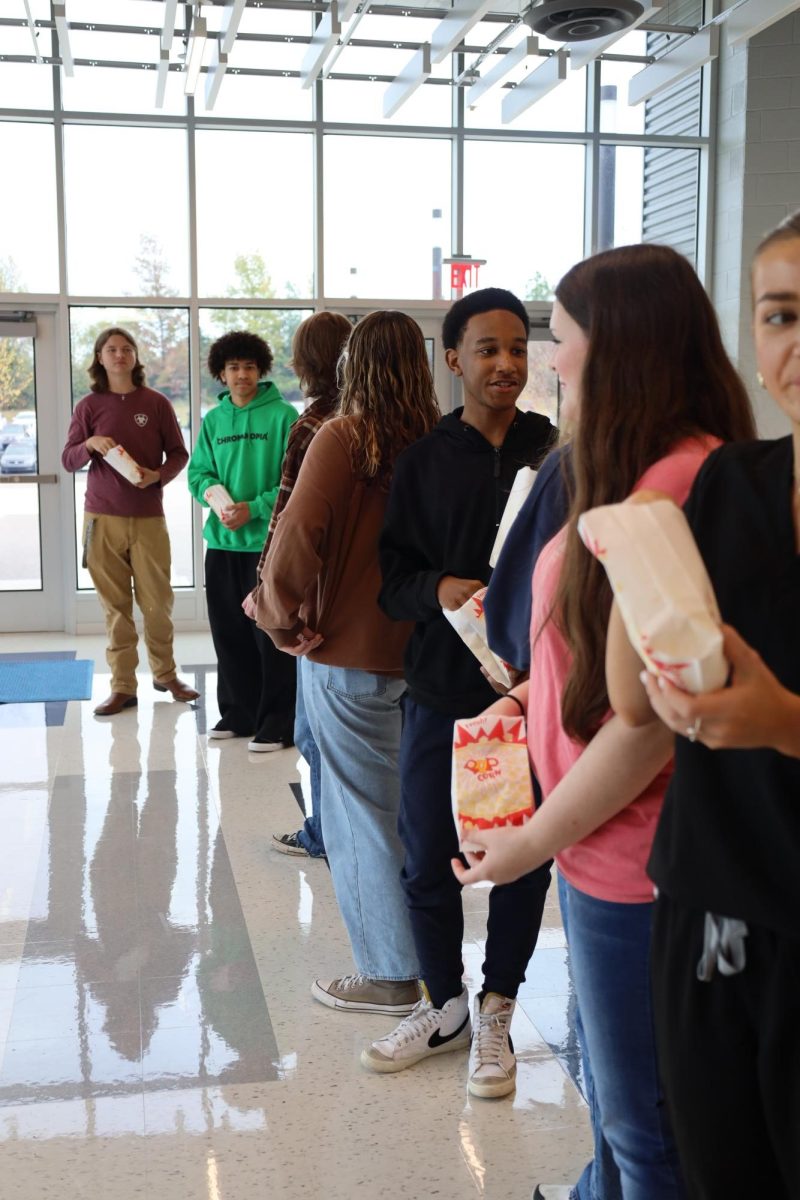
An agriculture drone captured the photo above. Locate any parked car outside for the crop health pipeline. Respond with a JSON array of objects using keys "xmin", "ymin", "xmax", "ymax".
[
  {"xmin": 0, "ymin": 437, "xmax": 37, "ymax": 474},
  {"xmin": 0, "ymin": 423, "xmax": 31, "ymax": 452}
]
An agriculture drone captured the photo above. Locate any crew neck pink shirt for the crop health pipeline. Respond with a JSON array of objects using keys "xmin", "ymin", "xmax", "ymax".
[{"xmin": 528, "ymin": 436, "xmax": 721, "ymax": 903}]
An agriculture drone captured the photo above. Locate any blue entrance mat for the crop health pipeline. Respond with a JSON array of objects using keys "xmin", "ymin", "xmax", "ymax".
[{"xmin": 0, "ymin": 659, "xmax": 94, "ymax": 704}]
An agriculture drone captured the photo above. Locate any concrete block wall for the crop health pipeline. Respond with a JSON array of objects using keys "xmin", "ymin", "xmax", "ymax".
[{"xmin": 711, "ymin": 10, "xmax": 800, "ymax": 437}]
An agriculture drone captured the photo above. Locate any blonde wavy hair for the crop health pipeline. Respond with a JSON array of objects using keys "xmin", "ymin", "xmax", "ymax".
[{"xmin": 338, "ymin": 310, "xmax": 440, "ymax": 486}]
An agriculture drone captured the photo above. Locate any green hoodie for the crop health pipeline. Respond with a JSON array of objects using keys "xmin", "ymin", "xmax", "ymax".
[{"xmin": 187, "ymin": 381, "xmax": 297, "ymax": 552}]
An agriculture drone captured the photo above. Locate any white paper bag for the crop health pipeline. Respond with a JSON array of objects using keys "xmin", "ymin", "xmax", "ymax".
[
  {"xmin": 490, "ymin": 466, "xmax": 537, "ymax": 568},
  {"xmin": 104, "ymin": 444, "xmax": 143, "ymax": 485},
  {"xmin": 578, "ymin": 498, "xmax": 727, "ymax": 694},
  {"xmin": 452, "ymin": 713, "xmax": 533, "ymax": 852},
  {"xmin": 443, "ymin": 587, "xmax": 513, "ymax": 689},
  {"xmin": 204, "ymin": 483, "xmax": 235, "ymax": 518}
]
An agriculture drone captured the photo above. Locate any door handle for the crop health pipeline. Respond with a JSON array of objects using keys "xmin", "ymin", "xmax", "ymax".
[{"xmin": 0, "ymin": 473, "xmax": 58, "ymax": 484}]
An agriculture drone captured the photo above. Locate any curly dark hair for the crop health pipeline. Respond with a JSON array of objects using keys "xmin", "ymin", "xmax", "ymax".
[
  {"xmin": 442, "ymin": 287, "xmax": 530, "ymax": 350},
  {"xmin": 207, "ymin": 330, "xmax": 273, "ymax": 381},
  {"xmin": 89, "ymin": 327, "xmax": 145, "ymax": 393}
]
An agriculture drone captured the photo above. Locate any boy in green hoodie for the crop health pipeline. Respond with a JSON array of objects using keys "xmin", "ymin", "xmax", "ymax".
[{"xmin": 188, "ymin": 331, "xmax": 298, "ymax": 749}]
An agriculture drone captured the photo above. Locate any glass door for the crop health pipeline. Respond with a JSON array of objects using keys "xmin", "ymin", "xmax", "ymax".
[{"xmin": 0, "ymin": 311, "xmax": 65, "ymax": 631}]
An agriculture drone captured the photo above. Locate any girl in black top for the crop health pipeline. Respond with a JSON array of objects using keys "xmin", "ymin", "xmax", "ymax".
[{"xmin": 609, "ymin": 212, "xmax": 800, "ymax": 1198}]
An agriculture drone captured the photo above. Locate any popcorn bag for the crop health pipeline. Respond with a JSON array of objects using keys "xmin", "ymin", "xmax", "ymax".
[
  {"xmin": 578, "ymin": 499, "xmax": 727, "ymax": 694},
  {"xmin": 204, "ymin": 483, "xmax": 235, "ymax": 518},
  {"xmin": 490, "ymin": 465, "xmax": 538, "ymax": 568},
  {"xmin": 452, "ymin": 714, "xmax": 534, "ymax": 853},
  {"xmin": 443, "ymin": 587, "xmax": 513, "ymax": 689},
  {"xmin": 104, "ymin": 444, "xmax": 143, "ymax": 485}
]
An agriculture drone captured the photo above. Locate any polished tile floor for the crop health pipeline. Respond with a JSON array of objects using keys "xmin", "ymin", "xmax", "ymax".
[{"xmin": 0, "ymin": 631, "xmax": 591, "ymax": 1200}]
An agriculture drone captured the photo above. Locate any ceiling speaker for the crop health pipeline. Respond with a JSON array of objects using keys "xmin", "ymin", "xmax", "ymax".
[{"xmin": 530, "ymin": 0, "xmax": 644, "ymax": 42}]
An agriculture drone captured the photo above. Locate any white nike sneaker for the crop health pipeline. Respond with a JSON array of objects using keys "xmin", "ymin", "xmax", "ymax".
[
  {"xmin": 361, "ymin": 988, "xmax": 471, "ymax": 1073},
  {"xmin": 468, "ymin": 991, "xmax": 516, "ymax": 1098}
]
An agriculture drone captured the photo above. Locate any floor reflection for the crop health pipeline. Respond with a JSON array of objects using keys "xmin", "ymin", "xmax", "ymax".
[{"xmin": 0, "ymin": 741, "xmax": 280, "ymax": 1105}]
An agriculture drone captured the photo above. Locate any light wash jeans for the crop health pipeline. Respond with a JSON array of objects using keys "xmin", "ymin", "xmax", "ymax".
[
  {"xmin": 558, "ymin": 874, "xmax": 686, "ymax": 1200},
  {"xmin": 294, "ymin": 661, "xmax": 325, "ymax": 858},
  {"xmin": 301, "ymin": 658, "xmax": 419, "ymax": 981}
]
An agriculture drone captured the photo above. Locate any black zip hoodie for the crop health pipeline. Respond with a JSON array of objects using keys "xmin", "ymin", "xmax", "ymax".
[{"xmin": 379, "ymin": 407, "xmax": 555, "ymax": 715}]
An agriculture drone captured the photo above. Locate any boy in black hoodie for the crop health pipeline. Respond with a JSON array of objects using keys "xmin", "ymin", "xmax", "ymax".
[{"xmin": 365, "ymin": 288, "xmax": 555, "ymax": 1098}]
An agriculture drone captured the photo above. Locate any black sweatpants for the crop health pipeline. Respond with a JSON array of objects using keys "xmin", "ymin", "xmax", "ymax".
[
  {"xmin": 398, "ymin": 696, "xmax": 552, "ymax": 1009},
  {"xmin": 205, "ymin": 548, "xmax": 296, "ymax": 739},
  {"xmin": 651, "ymin": 893, "xmax": 800, "ymax": 1200}
]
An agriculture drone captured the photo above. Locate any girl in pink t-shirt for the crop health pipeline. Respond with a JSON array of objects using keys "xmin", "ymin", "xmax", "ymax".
[{"xmin": 454, "ymin": 244, "xmax": 755, "ymax": 1200}]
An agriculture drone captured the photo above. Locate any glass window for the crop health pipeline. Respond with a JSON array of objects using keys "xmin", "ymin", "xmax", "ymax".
[
  {"xmin": 0, "ymin": 27, "xmax": 54, "ymax": 110},
  {"xmin": 196, "ymin": 19, "xmax": 312, "ymax": 119},
  {"xmin": 196, "ymin": 73, "xmax": 312, "ymax": 121},
  {"xmin": 0, "ymin": 336, "xmax": 40, "ymax": 591},
  {"xmin": 195, "ymin": 131, "xmax": 314, "ymax": 299},
  {"xmin": 68, "ymin": 307, "xmax": 192, "ymax": 590},
  {"xmin": 599, "ymin": 54, "xmax": 646, "ymax": 135},
  {"xmin": 63, "ymin": 126, "xmax": 189, "ymax": 296},
  {"xmin": 67, "ymin": 0, "xmax": 165, "ymax": 24},
  {"xmin": 324, "ymin": 135, "xmax": 452, "ymax": 299},
  {"xmin": 465, "ymin": 30, "xmax": 587, "ymax": 134},
  {"xmin": 198, "ymin": 308, "xmax": 314, "ymax": 415},
  {"xmin": 61, "ymin": 64, "xmax": 187, "ymax": 117},
  {"xmin": 518, "ymin": 338, "xmax": 559, "ymax": 427},
  {"xmin": 0, "ymin": 123, "xmax": 59, "ymax": 294},
  {"xmin": 603, "ymin": 145, "xmax": 644, "ymax": 247},
  {"xmin": 604, "ymin": 146, "xmax": 700, "ymax": 262},
  {"xmin": 463, "ymin": 141, "xmax": 584, "ymax": 298},
  {"xmin": 323, "ymin": 52, "xmax": 452, "ymax": 127}
]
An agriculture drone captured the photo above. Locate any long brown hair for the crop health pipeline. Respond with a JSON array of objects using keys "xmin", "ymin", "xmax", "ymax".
[
  {"xmin": 552, "ymin": 243, "xmax": 756, "ymax": 742},
  {"xmin": 292, "ymin": 311, "xmax": 352, "ymax": 404},
  {"xmin": 338, "ymin": 311, "xmax": 440, "ymax": 486},
  {"xmin": 89, "ymin": 326, "xmax": 145, "ymax": 393}
]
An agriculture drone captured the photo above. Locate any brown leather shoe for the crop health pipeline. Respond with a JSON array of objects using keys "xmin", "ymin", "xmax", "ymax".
[
  {"xmin": 94, "ymin": 692, "xmax": 138, "ymax": 716},
  {"xmin": 153, "ymin": 676, "xmax": 200, "ymax": 702}
]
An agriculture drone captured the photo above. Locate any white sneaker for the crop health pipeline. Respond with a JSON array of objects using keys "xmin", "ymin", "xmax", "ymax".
[
  {"xmin": 468, "ymin": 992, "xmax": 516, "ymax": 1098},
  {"xmin": 361, "ymin": 989, "xmax": 471, "ymax": 1073},
  {"xmin": 532, "ymin": 1188, "xmax": 573, "ymax": 1200},
  {"xmin": 247, "ymin": 736, "xmax": 285, "ymax": 752},
  {"xmin": 208, "ymin": 723, "xmax": 237, "ymax": 740}
]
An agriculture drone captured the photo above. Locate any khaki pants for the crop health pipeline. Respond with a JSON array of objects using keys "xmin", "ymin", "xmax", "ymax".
[{"xmin": 83, "ymin": 513, "xmax": 177, "ymax": 695}]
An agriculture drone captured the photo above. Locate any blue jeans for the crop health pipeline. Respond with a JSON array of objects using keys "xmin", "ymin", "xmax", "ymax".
[
  {"xmin": 293, "ymin": 661, "xmax": 325, "ymax": 858},
  {"xmin": 558, "ymin": 874, "xmax": 686, "ymax": 1200},
  {"xmin": 301, "ymin": 659, "xmax": 419, "ymax": 981}
]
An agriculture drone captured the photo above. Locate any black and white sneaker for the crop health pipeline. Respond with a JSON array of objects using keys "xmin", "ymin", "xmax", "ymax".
[
  {"xmin": 532, "ymin": 1188, "xmax": 573, "ymax": 1200},
  {"xmin": 361, "ymin": 988, "xmax": 471, "ymax": 1073},
  {"xmin": 208, "ymin": 721, "xmax": 247, "ymax": 741},
  {"xmin": 272, "ymin": 831, "xmax": 311, "ymax": 857},
  {"xmin": 247, "ymin": 735, "xmax": 286, "ymax": 752}
]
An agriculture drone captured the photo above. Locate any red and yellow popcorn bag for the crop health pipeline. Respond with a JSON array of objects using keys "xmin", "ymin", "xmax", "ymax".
[{"xmin": 451, "ymin": 713, "xmax": 534, "ymax": 852}]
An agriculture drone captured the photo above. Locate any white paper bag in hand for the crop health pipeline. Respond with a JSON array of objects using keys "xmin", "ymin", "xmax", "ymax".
[
  {"xmin": 104, "ymin": 444, "xmax": 143, "ymax": 485},
  {"xmin": 443, "ymin": 587, "xmax": 513, "ymax": 689},
  {"xmin": 452, "ymin": 713, "xmax": 534, "ymax": 852},
  {"xmin": 578, "ymin": 498, "xmax": 727, "ymax": 694},
  {"xmin": 204, "ymin": 483, "xmax": 235, "ymax": 518},
  {"xmin": 490, "ymin": 466, "xmax": 537, "ymax": 568}
]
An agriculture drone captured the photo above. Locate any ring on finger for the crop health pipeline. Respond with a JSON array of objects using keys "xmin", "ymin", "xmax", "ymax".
[{"xmin": 686, "ymin": 717, "xmax": 702, "ymax": 743}]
